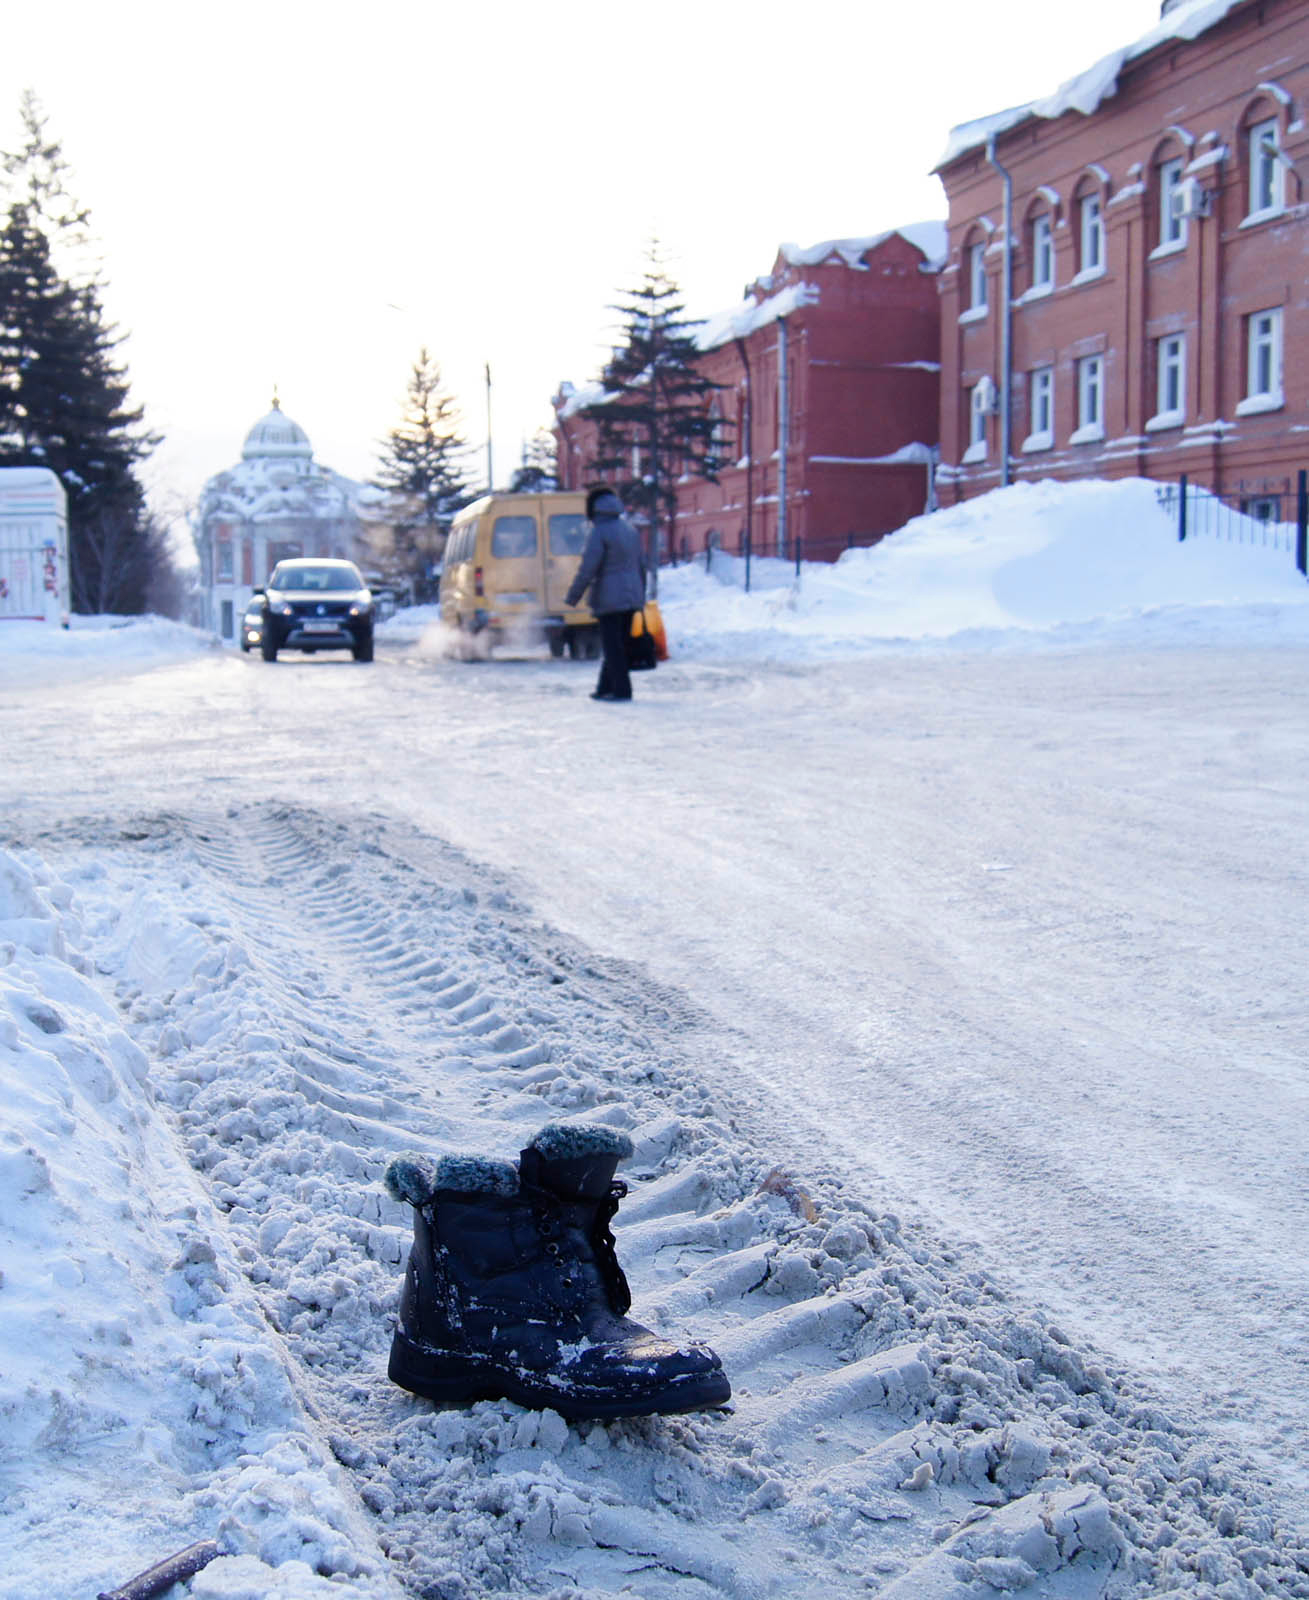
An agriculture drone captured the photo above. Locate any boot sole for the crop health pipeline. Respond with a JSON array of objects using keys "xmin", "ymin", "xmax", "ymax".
[{"xmin": 388, "ymin": 1329, "xmax": 731, "ymax": 1420}]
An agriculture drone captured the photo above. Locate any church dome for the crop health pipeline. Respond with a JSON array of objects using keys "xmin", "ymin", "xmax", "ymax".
[{"xmin": 242, "ymin": 398, "xmax": 313, "ymax": 461}]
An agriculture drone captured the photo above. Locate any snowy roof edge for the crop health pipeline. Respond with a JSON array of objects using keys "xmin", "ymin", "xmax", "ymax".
[
  {"xmin": 935, "ymin": 0, "xmax": 1248, "ymax": 170},
  {"xmin": 556, "ymin": 220, "xmax": 948, "ymax": 402}
]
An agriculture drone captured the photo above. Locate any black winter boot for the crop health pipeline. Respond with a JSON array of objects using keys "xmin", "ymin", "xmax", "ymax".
[{"xmin": 384, "ymin": 1122, "xmax": 731, "ymax": 1419}]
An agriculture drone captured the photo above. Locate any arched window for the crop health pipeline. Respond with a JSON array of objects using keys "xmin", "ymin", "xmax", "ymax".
[
  {"xmin": 1072, "ymin": 170, "xmax": 1109, "ymax": 279},
  {"xmin": 1022, "ymin": 200, "xmax": 1055, "ymax": 296},
  {"xmin": 1151, "ymin": 138, "xmax": 1189, "ymax": 253},
  {"xmin": 963, "ymin": 228, "xmax": 989, "ymax": 315},
  {"xmin": 1239, "ymin": 95, "xmax": 1289, "ymax": 221}
]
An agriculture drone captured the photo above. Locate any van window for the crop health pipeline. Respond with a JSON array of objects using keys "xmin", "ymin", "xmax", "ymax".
[
  {"xmin": 549, "ymin": 514, "xmax": 587, "ymax": 554},
  {"xmin": 491, "ymin": 516, "xmax": 538, "ymax": 558},
  {"xmin": 450, "ymin": 527, "xmax": 469, "ymax": 564}
]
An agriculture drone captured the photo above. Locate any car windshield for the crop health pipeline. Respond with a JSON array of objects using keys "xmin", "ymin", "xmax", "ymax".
[{"xmin": 269, "ymin": 564, "xmax": 363, "ymax": 592}]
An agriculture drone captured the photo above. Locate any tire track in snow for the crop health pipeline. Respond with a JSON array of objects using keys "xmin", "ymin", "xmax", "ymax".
[{"xmin": 37, "ymin": 803, "xmax": 1309, "ymax": 1599}]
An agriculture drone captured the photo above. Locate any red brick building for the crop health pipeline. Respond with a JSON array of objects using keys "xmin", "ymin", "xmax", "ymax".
[
  {"xmin": 935, "ymin": 0, "xmax": 1309, "ymax": 505},
  {"xmin": 554, "ymin": 226, "xmax": 945, "ymax": 563}
]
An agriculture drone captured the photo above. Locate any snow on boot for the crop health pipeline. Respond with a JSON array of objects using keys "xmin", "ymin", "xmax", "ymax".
[{"xmin": 384, "ymin": 1122, "xmax": 731, "ymax": 1419}]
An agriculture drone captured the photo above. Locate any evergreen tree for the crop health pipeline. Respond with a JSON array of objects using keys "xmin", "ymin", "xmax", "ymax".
[
  {"xmin": 508, "ymin": 427, "xmax": 558, "ymax": 492},
  {"xmin": 375, "ymin": 347, "xmax": 469, "ymax": 597},
  {"xmin": 582, "ymin": 244, "xmax": 726, "ymax": 584},
  {"xmin": 0, "ymin": 93, "xmax": 161, "ymax": 612}
]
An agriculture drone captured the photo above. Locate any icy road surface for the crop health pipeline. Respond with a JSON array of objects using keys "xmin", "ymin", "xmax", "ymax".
[{"xmin": 2, "ymin": 626, "xmax": 1307, "ymax": 1575}]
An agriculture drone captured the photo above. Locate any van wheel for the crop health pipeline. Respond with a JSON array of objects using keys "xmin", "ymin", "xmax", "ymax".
[
  {"xmin": 548, "ymin": 631, "xmax": 566, "ymax": 658},
  {"xmin": 583, "ymin": 629, "xmax": 601, "ymax": 660}
]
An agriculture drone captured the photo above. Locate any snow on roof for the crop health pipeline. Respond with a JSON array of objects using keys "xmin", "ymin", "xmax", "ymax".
[
  {"xmin": 937, "ymin": 0, "xmax": 1248, "ymax": 169},
  {"xmin": 197, "ymin": 454, "xmax": 366, "ymax": 524},
  {"xmin": 558, "ymin": 222, "xmax": 948, "ymax": 400},
  {"xmin": 695, "ymin": 222, "xmax": 949, "ymax": 354},
  {"xmin": 555, "ymin": 379, "xmax": 617, "ymax": 421},
  {"xmin": 696, "ymin": 281, "xmax": 821, "ymax": 353},
  {"xmin": 778, "ymin": 220, "xmax": 949, "ymax": 273}
]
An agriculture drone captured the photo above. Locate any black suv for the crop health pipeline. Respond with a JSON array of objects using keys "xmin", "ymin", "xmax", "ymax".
[{"xmin": 254, "ymin": 559, "xmax": 374, "ymax": 662}]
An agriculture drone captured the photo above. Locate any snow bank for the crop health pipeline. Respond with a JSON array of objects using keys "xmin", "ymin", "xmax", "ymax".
[
  {"xmin": 0, "ymin": 846, "xmax": 395, "ymax": 1600},
  {"xmin": 657, "ymin": 478, "xmax": 1309, "ymax": 661},
  {"xmin": 0, "ymin": 613, "xmax": 218, "ymax": 687}
]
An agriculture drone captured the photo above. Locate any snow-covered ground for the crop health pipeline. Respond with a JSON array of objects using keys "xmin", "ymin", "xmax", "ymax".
[{"xmin": 3, "ymin": 478, "xmax": 1308, "ymax": 1600}]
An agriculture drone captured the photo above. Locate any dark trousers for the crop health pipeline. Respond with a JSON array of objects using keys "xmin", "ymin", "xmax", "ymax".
[{"xmin": 595, "ymin": 610, "xmax": 634, "ymax": 699}]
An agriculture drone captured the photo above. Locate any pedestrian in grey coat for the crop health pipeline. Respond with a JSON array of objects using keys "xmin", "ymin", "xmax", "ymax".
[{"xmin": 565, "ymin": 487, "xmax": 647, "ymax": 701}]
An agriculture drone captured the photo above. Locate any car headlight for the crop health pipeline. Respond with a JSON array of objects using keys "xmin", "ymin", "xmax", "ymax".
[{"xmin": 348, "ymin": 601, "xmax": 372, "ymax": 617}]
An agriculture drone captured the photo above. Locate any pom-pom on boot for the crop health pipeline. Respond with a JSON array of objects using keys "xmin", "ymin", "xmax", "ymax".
[{"xmin": 385, "ymin": 1122, "xmax": 731, "ymax": 1419}]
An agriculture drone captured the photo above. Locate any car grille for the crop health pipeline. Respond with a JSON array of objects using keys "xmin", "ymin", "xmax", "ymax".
[{"xmin": 290, "ymin": 601, "xmax": 351, "ymax": 618}]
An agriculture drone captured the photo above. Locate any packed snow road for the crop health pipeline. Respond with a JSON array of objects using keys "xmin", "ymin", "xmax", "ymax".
[{"xmin": 2, "ymin": 619, "xmax": 1307, "ymax": 1594}]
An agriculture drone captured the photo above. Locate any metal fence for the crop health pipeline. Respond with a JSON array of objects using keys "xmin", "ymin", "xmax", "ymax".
[
  {"xmin": 1156, "ymin": 472, "xmax": 1309, "ymax": 576},
  {"xmin": 669, "ymin": 529, "xmax": 883, "ymax": 591}
]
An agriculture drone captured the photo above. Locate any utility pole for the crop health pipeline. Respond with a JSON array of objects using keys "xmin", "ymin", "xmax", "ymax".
[
  {"xmin": 735, "ymin": 336, "xmax": 754, "ymax": 592},
  {"xmin": 485, "ymin": 363, "xmax": 494, "ymax": 492}
]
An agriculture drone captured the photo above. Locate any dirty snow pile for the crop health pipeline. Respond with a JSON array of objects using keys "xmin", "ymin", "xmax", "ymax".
[
  {"xmin": 654, "ymin": 478, "xmax": 1309, "ymax": 659},
  {"xmin": 3, "ymin": 808, "xmax": 1308, "ymax": 1600}
]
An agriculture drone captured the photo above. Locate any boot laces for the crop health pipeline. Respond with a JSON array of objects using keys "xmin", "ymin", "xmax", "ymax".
[
  {"xmin": 594, "ymin": 1181, "xmax": 632, "ymax": 1316},
  {"xmin": 523, "ymin": 1180, "xmax": 631, "ymax": 1316}
]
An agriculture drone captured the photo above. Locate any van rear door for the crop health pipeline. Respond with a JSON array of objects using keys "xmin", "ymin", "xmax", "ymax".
[
  {"xmin": 543, "ymin": 507, "xmax": 589, "ymax": 615},
  {"xmin": 486, "ymin": 510, "xmax": 542, "ymax": 618}
]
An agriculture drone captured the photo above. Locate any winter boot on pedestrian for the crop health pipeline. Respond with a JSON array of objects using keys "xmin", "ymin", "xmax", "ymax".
[{"xmin": 384, "ymin": 1121, "xmax": 731, "ymax": 1419}]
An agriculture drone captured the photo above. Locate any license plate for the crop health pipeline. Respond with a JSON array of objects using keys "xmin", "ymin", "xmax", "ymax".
[{"xmin": 303, "ymin": 620, "xmax": 337, "ymax": 633}]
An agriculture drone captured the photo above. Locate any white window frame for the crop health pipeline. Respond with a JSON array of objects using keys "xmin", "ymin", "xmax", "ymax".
[
  {"xmin": 1157, "ymin": 157, "xmax": 1187, "ymax": 251},
  {"xmin": 968, "ymin": 242, "xmax": 988, "ymax": 312},
  {"xmin": 1070, "ymin": 355, "xmax": 1105, "ymax": 444},
  {"xmin": 1247, "ymin": 117, "xmax": 1284, "ymax": 220},
  {"xmin": 962, "ymin": 380, "xmax": 991, "ymax": 462},
  {"xmin": 1236, "ymin": 307, "xmax": 1284, "ymax": 415},
  {"xmin": 1022, "ymin": 366, "xmax": 1054, "ymax": 453},
  {"xmin": 1031, "ymin": 213, "xmax": 1054, "ymax": 293},
  {"xmin": 1077, "ymin": 193, "xmax": 1104, "ymax": 279},
  {"xmin": 1146, "ymin": 334, "xmax": 1186, "ymax": 431}
]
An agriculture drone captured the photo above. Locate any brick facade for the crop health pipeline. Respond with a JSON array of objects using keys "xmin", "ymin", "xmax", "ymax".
[
  {"xmin": 554, "ymin": 229, "xmax": 943, "ymax": 563},
  {"xmin": 935, "ymin": 0, "xmax": 1309, "ymax": 504}
]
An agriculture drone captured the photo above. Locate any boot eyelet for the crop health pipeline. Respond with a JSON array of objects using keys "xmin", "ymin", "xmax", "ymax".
[{"xmin": 545, "ymin": 1241, "xmax": 561, "ymax": 1257}]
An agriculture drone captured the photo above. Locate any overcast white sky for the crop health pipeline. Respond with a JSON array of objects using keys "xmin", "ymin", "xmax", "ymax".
[{"xmin": 2, "ymin": 0, "xmax": 1162, "ymax": 529}]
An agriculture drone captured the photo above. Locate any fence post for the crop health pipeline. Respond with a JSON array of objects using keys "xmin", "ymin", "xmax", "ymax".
[
  {"xmin": 1298, "ymin": 469, "xmax": 1308, "ymax": 577},
  {"xmin": 744, "ymin": 530, "xmax": 752, "ymax": 593},
  {"xmin": 795, "ymin": 536, "xmax": 802, "ymax": 578},
  {"xmin": 1178, "ymin": 474, "xmax": 1188, "ymax": 542}
]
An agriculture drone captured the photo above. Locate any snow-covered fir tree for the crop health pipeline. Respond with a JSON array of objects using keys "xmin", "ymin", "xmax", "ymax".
[
  {"xmin": 583, "ymin": 244, "xmax": 726, "ymax": 579},
  {"xmin": 374, "ymin": 347, "xmax": 469, "ymax": 596},
  {"xmin": 508, "ymin": 427, "xmax": 558, "ymax": 492},
  {"xmin": 0, "ymin": 93, "xmax": 161, "ymax": 613}
]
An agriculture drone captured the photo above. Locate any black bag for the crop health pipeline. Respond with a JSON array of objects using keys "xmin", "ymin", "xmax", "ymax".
[{"xmin": 627, "ymin": 609, "xmax": 657, "ymax": 671}]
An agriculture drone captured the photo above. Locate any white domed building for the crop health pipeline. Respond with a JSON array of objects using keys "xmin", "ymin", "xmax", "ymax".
[{"xmin": 193, "ymin": 399, "xmax": 379, "ymax": 642}]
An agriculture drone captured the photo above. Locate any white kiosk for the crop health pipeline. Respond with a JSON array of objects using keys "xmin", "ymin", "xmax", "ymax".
[{"xmin": 0, "ymin": 466, "xmax": 70, "ymax": 626}]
